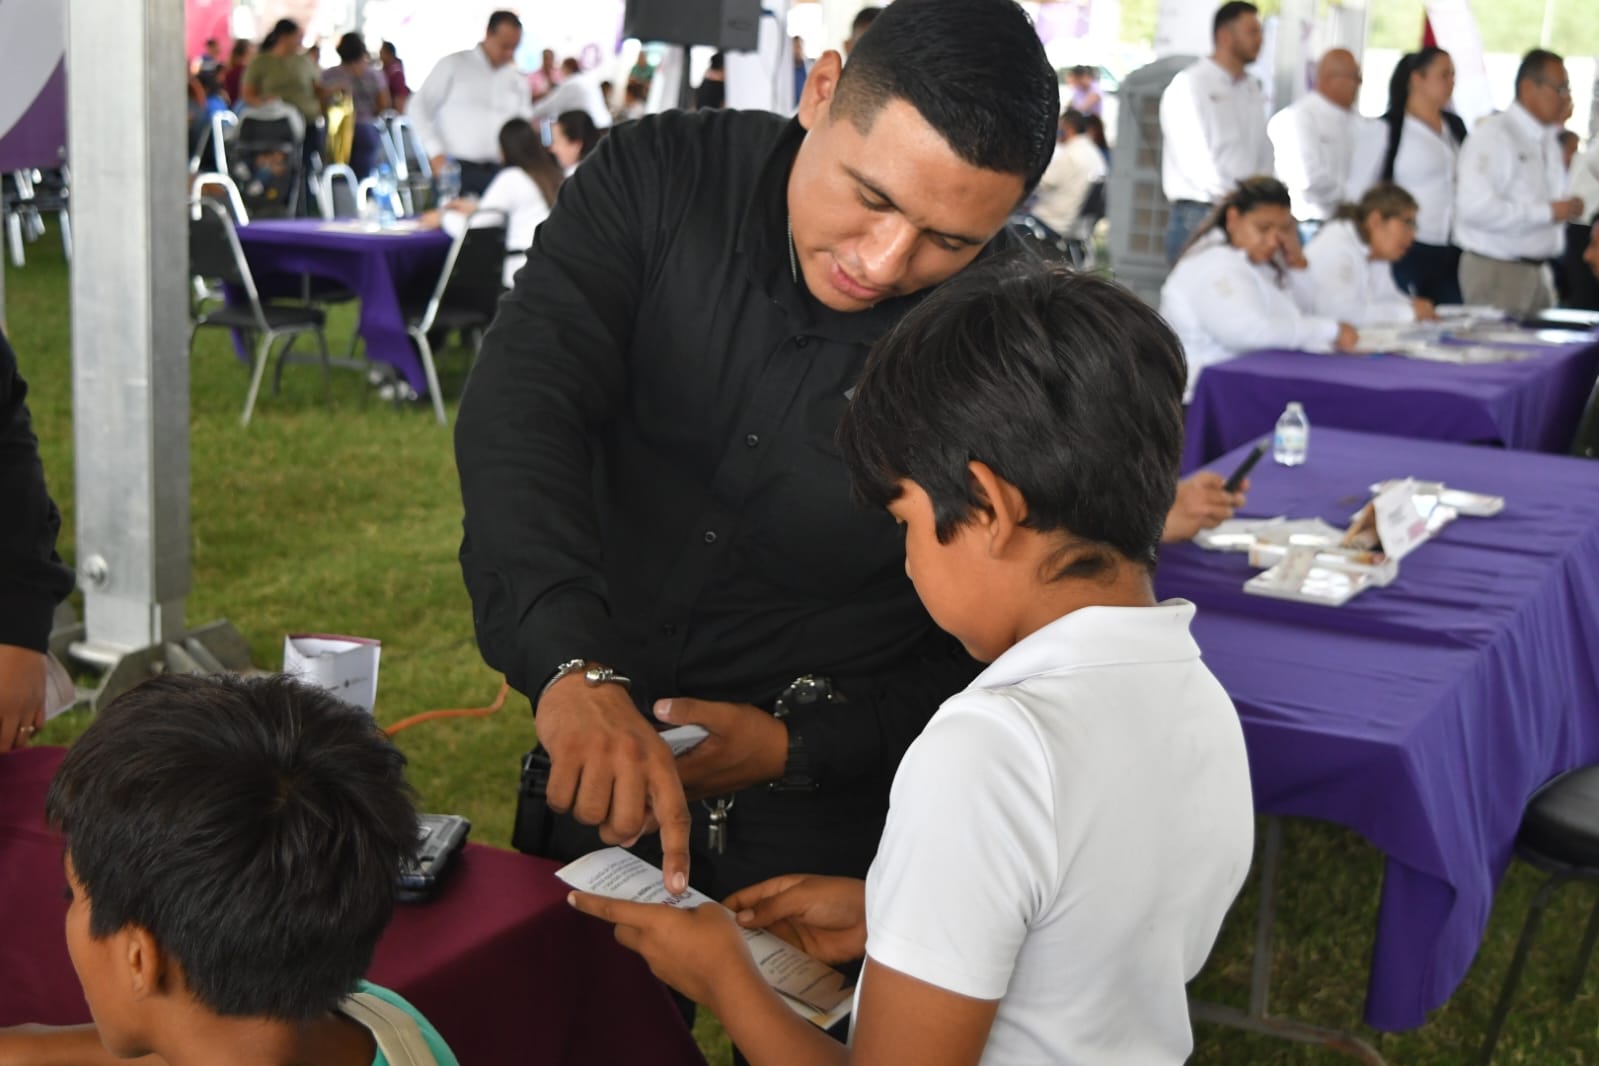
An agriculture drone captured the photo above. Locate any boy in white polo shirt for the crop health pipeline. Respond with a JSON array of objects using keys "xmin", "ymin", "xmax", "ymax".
[{"xmin": 570, "ymin": 261, "xmax": 1255, "ymax": 1065}]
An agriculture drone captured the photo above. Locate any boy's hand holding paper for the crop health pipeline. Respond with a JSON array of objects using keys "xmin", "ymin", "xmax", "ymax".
[{"xmin": 560, "ymin": 849, "xmax": 854, "ymax": 1029}]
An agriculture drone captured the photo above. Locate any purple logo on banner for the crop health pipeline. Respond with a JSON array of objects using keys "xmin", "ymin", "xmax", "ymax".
[{"xmin": 0, "ymin": 0, "xmax": 68, "ymax": 172}]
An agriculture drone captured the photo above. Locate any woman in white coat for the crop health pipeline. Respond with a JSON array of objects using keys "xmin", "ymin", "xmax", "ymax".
[
  {"xmin": 1160, "ymin": 176, "xmax": 1358, "ymax": 399},
  {"xmin": 1302, "ymin": 182, "xmax": 1439, "ymax": 326}
]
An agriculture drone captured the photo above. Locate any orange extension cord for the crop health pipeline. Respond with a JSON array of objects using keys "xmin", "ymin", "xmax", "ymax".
[{"xmin": 383, "ymin": 679, "xmax": 511, "ymax": 736}]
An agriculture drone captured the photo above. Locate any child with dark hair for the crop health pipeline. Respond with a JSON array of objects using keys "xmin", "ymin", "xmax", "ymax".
[
  {"xmin": 571, "ymin": 260, "xmax": 1254, "ymax": 1065},
  {"xmin": 0, "ymin": 674, "xmax": 458, "ymax": 1066}
]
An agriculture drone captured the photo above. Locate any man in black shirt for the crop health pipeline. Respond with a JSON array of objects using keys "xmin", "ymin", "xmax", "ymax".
[
  {"xmin": 0, "ymin": 325, "xmax": 75, "ymax": 750},
  {"xmin": 455, "ymin": 0, "xmax": 1059, "ymax": 899}
]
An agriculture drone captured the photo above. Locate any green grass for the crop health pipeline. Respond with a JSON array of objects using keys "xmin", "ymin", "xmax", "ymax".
[{"xmin": 7, "ymin": 229, "xmax": 1598, "ymax": 1063}]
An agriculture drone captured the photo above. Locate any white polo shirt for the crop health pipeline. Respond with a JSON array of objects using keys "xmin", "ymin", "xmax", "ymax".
[
  {"xmin": 1390, "ymin": 114, "xmax": 1461, "ymax": 246},
  {"xmin": 1303, "ymin": 218, "xmax": 1417, "ymax": 325},
  {"xmin": 1455, "ymin": 101, "xmax": 1569, "ymax": 261},
  {"xmin": 529, "ymin": 72, "xmax": 614, "ymax": 130},
  {"xmin": 408, "ymin": 45, "xmax": 534, "ymax": 164},
  {"xmin": 1268, "ymin": 91, "xmax": 1364, "ymax": 220},
  {"xmin": 859, "ymin": 601, "xmax": 1255, "ymax": 1065},
  {"xmin": 1160, "ymin": 58, "xmax": 1273, "ymax": 204},
  {"xmin": 1031, "ymin": 135, "xmax": 1107, "ymax": 235},
  {"xmin": 1160, "ymin": 236, "xmax": 1341, "ymax": 399}
]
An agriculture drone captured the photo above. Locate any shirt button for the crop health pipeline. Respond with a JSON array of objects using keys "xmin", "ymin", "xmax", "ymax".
[
  {"xmin": 661, "ymin": 623, "xmax": 678, "ymax": 637},
  {"xmin": 745, "ymin": 433, "xmax": 760, "ymax": 447},
  {"xmin": 795, "ymin": 336, "xmax": 809, "ymax": 348},
  {"xmin": 703, "ymin": 530, "xmax": 718, "ymax": 544}
]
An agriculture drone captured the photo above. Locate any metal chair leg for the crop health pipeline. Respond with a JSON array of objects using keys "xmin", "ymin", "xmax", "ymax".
[
  {"xmin": 6, "ymin": 211, "xmax": 24, "ymax": 268},
  {"xmin": 58, "ymin": 208, "xmax": 71, "ymax": 260},
  {"xmin": 409, "ymin": 327, "xmax": 447, "ymax": 425},
  {"xmin": 1566, "ymin": 891, "xmax": 1599, "ymax": 1003},
  {"xmin": 242, "ymin": 333, "xmax": 275, "ymax": 427},
  {"xmin": 314, "ymin": 327, "xmax": 333, "ymax": 395},
  {"xmin": 1479, "ymin": 874, "xmax": 1565, "ymax": 1066},
  {"xmin": 271, "ymin": 332, "xmax": 302, "ymax": 396}
]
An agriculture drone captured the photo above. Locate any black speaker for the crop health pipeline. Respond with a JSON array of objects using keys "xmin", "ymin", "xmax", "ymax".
[{"xmin": 623, "ymin": 0, "xmax": 762, "ymax": 51}]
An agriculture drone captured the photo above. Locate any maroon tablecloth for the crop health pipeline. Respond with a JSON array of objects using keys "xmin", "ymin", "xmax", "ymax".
[
  {"xmin": 0, "ymin": 746, "xmax": 704, "ymax": 1065},
  {"xmin": 233, "ymin": 220, "xmax": 452, "ymax": 395},
  {"xmin": 1182, "ymin": 340, "xmax": 1599, "ymax": 471}
]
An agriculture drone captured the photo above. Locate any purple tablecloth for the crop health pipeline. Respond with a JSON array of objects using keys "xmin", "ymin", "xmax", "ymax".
[
  {"xmin": 233, "ymin": 220, "xmax": 452, "ymax": 394},
  {"xmin": 1158, "ymin": 429, "xmax": 1599, "ymax": 1030},
  {"xmin": 1182, "ymin": 341, "xmax": 1599, "ymax": 471}
]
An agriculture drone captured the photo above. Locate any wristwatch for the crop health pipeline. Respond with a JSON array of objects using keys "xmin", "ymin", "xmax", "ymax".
[
  {"xmin": 768, "ymin": 674, "xmax": 843, "ymax": 792},
  {"xmin": 538, "ymin": 659, "xmax": 632, "ymax": 704}
]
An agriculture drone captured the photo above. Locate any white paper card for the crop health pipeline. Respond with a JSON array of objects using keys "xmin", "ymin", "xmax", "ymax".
[
  {"xmin": 1372, "ymin": 479, "xmax": 1433, "ymax": 563},
  {"xmin": 43, "ymin": 652, "xmax": 77, "ymax": 719},
  {"xmin": 282, "ymin": 634, "xmax": 381, "ymax": 712},
  {"xmin": 658, "ymin": 724, "xmax": 709, "ymax": 757},
  {"xmin": 557, "ymin": 848, "xmax": 853, "ymax": 1026}
]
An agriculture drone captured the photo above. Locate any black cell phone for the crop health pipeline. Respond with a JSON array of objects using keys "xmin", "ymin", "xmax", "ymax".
[
  {"xmin": 1223, "ymin": 441, "xmax": 1268, "ymax": 494},
  {"xmin": 397, "ymin": 814, "xmax": 471, "ymax": 903}
]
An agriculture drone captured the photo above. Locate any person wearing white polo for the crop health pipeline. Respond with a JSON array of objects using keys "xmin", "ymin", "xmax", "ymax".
[
  {"xmin": 408, "ymin": 10, "xmax": 534, "ymax": 198},
  {"xmin": 1455, "ymin": 49, "xmax": 1586, "ymax": 315},
  {"xmin": 1159, "ymin": 1, "xmax": 1272, "ymax": 263},
  {"xmin": 1303, "ymin": 182, "xmax": 1439, "ymax": 326},
  {"xmin": 1269, "ymin": 49, "xmax": 1375, "ymax": 228}
]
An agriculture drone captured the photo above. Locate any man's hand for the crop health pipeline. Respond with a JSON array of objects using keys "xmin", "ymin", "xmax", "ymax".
[
  {"xmin": 1412, "ymin": 297, "xmax": 1438, "ymax": 321},
  {"xmin": 567, "ymin": 893, "xmax": 761, "ymax": 1011},
  {"xmin": 724, "ymin": 875, "xmax": 867, "ymax": 965},
  {"xmin": 1333, "ymin": 322, "xmax": 1360, "ymax": 352},
  {"xmin": 1552, "ymin": 197, "xmax": 1586, "ymax": 224},
  {"xmin": 0, "ymin": 645, "xmax": 47, "ymax": 753},
  {"xmin": 1162, "ymin": 472, "xmax": 1246, "ymax": 544},
  {"xmin": 537, "ymin": 674, "xmax": 691, "ymax": 894},
  {"xmin": 655, "ymin": 698, "xmax": 788, "ymax": 801}
]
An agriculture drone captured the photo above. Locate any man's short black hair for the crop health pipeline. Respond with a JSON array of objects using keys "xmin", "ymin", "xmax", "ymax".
[
  {"xmin": 851, "ymin": 6, "xmax": 882, "ymax": 33},
  {"xmin": 832, "ymin": 0, "xmax": 1059, "ymax": 192},
  {"xmin": 487, "ymin": 9, "xmax": 523, "ymax": 35},
  {"xmin": 1515, "ymin": 48, "xmax": 1563, "ymax": 91},
  {"xmin": 1214, "ymin": 1, "xmax": 1259, "ymax": 39},
  {"xmin": 46, "ymin": 674, "xmax": 418, "ymax": 1023},
  {"xmin": 838, "ymin": 259, "xmax": 1185, "ymax": 576}
]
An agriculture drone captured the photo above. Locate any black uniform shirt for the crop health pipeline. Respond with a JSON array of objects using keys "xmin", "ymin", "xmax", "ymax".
[{"xmin": 456, "ymin": 109, "xmax": 991, "ymax": 787}]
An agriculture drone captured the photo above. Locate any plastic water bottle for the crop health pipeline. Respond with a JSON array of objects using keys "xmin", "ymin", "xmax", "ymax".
[
  {"xmin": 1273, "ymin": 402, "xmax": 1310, "ymax": 467},
  {"xmin": 374, "ymin": 164, "xmax": 398, "ymax": 230}
]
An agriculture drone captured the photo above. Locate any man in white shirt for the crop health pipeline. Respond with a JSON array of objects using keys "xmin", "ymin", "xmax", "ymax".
[
  {"xmin": 1031, "ymin": 110, "xmax": 1107, "ymax": 238},
  {"xmin": 530, "ymin": 58, "xmax": 614, "ymax": 132},
  {"xmin": 408, "ymin": 11, "xmax": 533, "ymax": 197},
  {"xmin": 1269, "ymin": 49, "xmax": 1375, "ymax": 232},
  {"xmin": 1455, "ymin": 49, "xmax": 1585, "ymax": 314},
  {"xmin": 1159, "ymin": 1, "xmax": 1272, "ymax": 263}
]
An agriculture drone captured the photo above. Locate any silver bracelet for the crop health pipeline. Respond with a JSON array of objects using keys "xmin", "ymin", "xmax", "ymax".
[{"xmin": 537, "ymin": 659, "xmax": 632, "ymax": 703}]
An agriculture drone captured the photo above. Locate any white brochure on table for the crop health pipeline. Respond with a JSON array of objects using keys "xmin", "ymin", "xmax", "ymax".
[
  {"xmin": 1373, "ymin": 478, "xmax": 1435, "ymax": 563},
  {"xmin": 557, "ymin": 848, "xmax": 853, "ymax": 1029}
]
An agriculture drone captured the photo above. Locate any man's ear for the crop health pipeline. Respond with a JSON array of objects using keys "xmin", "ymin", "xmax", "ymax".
[
  {"xmin": 797, "ymin": 50, "xmax": 843, "ymax": 131},
  {"xmin": 967, "ymin": 460, "xmax": 1027, "ymax": 555}
]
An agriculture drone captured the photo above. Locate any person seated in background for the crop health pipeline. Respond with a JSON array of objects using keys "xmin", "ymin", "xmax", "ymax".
[
  {"xmin": 0, "ymin": 325, "xmax": 74, "ymax": 754},
  {"xmin": 222, "ymin": 39, "xmax": 255, "ymax": 107},
  {"xmin": 1030, "ymin": 109, "xmax": 1106, "ymax": 239},
  {"xmin": 0, "ymin": 673, "xmax": 459, "ymax": 1066},
  {"xmin": 421, "ymin": 119, "xmax": 565, "ymax": 288},
  {"xmin": 571, "ymin": 261, "xmax": 1255, "ymax": 1066},
  {"xmin": 1161, "ymin": 176, "xmax": 1358, "ymax": 400},
  {"xmin": 549, "ymin": 110, "xmax": 604, "ymax": 175},
  {"xmin": 321, "ymin": 32, "xmax": 392, "ymax": 177},
  {"xmin": 1303, "ymin": 182, "xmax": 1438, "ymax": 325}
]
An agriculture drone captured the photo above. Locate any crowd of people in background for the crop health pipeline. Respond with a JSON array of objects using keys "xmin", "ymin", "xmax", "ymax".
[{"xmin": 1155, "ymin": 0, "xmax": 1597, "ymax": 397}]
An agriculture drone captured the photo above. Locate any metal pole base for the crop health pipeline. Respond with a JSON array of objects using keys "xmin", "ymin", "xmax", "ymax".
[
  {"xmin": 1191, "ymin": 815, "xmax": 1387, "ymax": 1065},
  {"xmin": 1191, "ymin": 1000, "xmax": 1386, "ymax": 1064},
  {"xmin": 51, "ymin": 617, "xmax": 253, "ymax": 714}
]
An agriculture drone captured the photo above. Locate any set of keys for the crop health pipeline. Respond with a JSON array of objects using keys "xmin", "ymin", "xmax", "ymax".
[{"xmin": 704, "ymin": 796, "xmax": 735, "ymax": 855}]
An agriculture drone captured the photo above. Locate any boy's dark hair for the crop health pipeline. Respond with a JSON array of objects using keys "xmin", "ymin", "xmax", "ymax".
[
  {"xmin": 851, "ymin": 6, "xmax": 882, "ymax": 34},
  {"xmin": 1515, "ymin": 48, "xmax": 1562, "ymax": 92},
  {"xmin": 838, "ymin": 259, "xmax": 1185, "ymax": 576},
  {"xmin": 487, "ymin": 9, "xmax": 522, "ymax": 34},
  {"xmin": 335, "ymin": 32, "xmax": 368, "ymax": 65},
  {"xmin": 1213, "ymin": 1, "xmax": 1258, "ymax": 38},
  {"xmin": 832, "ymin": 0, "xmax": 1059, "ymax": 192},
  {"xmin": 46, "ymin": 673, "xmax": 418, "ymax": 1023}
]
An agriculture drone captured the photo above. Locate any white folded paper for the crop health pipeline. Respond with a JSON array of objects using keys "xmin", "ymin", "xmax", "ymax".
[
  {"xmin": 557, "ymin": 848, "xmax": 853, "ymax": 1029},
  {"xmin": 282, "ymin": 634, "xmax": 381, "ymax": 712}
]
